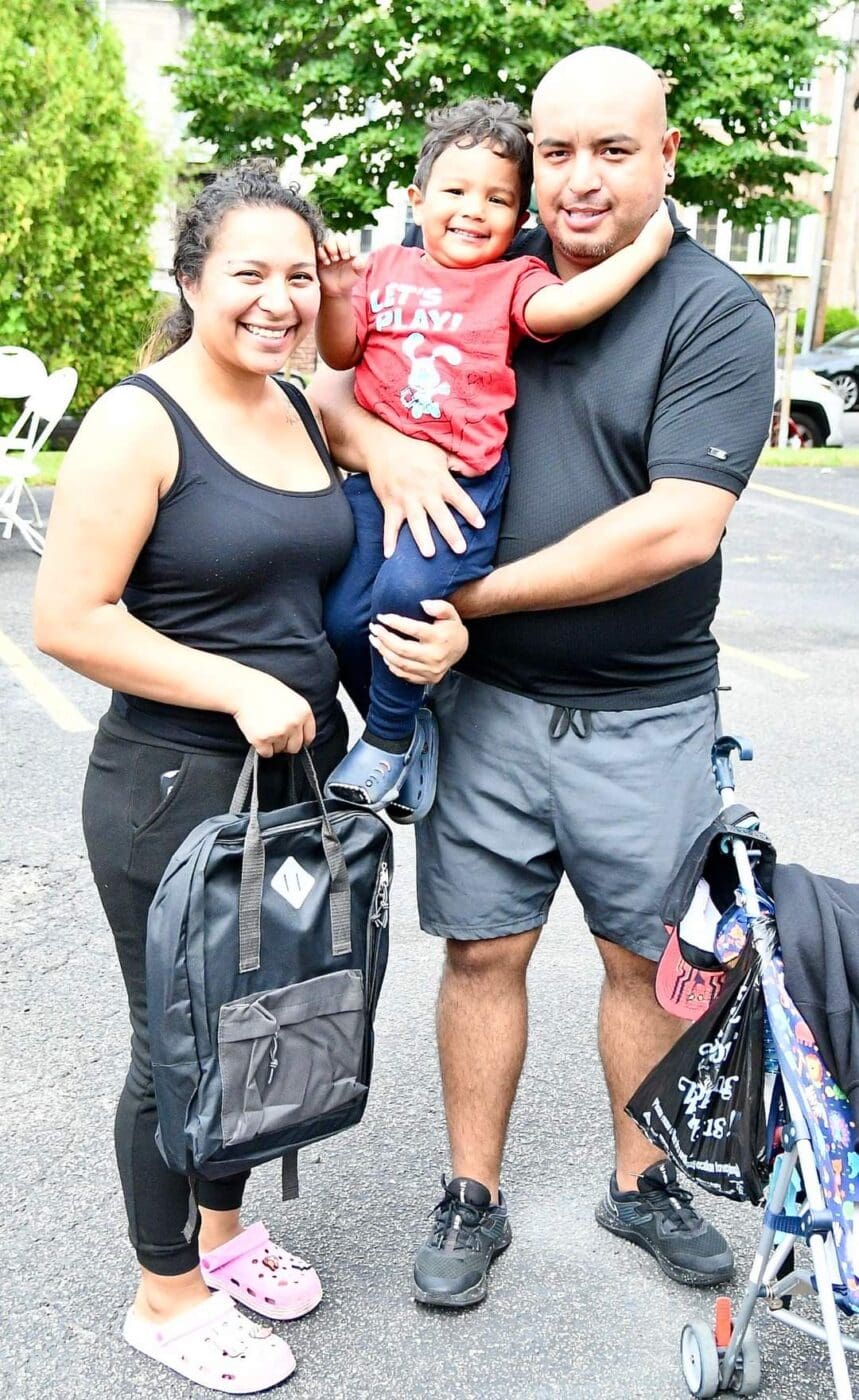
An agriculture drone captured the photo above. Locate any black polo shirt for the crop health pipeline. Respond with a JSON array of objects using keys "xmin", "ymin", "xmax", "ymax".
[{"xmin": 459, "ymin": 215, "xmax": 775, "ymax": 709}]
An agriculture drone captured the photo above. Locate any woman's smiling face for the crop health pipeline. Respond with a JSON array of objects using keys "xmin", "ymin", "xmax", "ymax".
[{"xmin": 181, "ymin": 205, "xmax": 321, "ymax": 374}]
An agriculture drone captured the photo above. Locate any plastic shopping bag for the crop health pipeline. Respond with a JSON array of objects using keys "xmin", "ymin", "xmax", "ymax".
[{"xmin": 627, "ymin": 941, "xmax": 768, "ymax": 1204}]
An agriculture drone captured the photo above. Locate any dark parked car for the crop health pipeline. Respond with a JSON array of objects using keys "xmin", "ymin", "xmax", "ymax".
[
  {"xmin": 796, "ymin": 328, "xmax": 859, "ymax": 412},
  {"xmin": 47, "ymin": 414, "xmax": 81, "ymax": 450}
]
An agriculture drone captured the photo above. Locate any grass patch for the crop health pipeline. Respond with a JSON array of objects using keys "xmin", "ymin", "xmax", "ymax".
[
  {"xmin": 0, "ymin": 451, "xmax": 65, "ymax": 487},
  {"xmin": 759, "ymin": 447, "xmax": 859, "ymax": 468},
  {"xmin": 4, "ymin": 446, "xmax": 857, "ymax": 490}
]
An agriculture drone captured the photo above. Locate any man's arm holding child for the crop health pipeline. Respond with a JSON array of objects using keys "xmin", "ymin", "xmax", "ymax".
[
  {"xmin": 452, "ymin": 294, "xmax": 775, "ymax": 615},
  {"xmin": 368, "ymin": 293, "xmax": 774, "ymax": 670},
  {"xmin": 454, "ymin": 479, "xmax": 736, "ymax": 616},
  {"xmin": 523, "ymin": 201, "xmax": 674, "ymax": 337}
]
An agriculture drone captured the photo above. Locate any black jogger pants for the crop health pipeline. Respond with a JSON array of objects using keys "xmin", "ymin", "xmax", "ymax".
[{"xmin": 82, "ymin": 706, "xmax": 347, "ymax": 1275}]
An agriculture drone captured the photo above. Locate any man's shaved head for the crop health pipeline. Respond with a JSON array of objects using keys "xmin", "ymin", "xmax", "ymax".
[
  {"xmin": 529, "ymin": 46, "xmax": 680, "ymax": 276},
  {"xmin": 532, "ymin": 47, "xmax": 668, "ymax": 132}
]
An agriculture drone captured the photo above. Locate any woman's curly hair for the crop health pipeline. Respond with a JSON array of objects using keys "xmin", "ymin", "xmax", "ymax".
[{"xmin": 142, "ymin": 158, "xmax": 324, "ymax": 362}]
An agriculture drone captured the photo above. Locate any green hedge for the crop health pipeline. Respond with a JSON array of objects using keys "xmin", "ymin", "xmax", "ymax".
[
  {"xmin": 0, "ymin": 0, "xmax": 163, "ymax": 428},
  {"xmin": 796, "ymin": 306, "xmax": 859, "ymax": 344}
]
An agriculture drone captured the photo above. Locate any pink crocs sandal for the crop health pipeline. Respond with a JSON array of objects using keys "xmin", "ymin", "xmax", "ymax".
[
  {"xmin": 123, "ymin": 1291, "xmax": 295, "ymax": 1394},
  {"xmin": 200, "ymin": 1221, "xmax": 323, "ymax": 1321}
]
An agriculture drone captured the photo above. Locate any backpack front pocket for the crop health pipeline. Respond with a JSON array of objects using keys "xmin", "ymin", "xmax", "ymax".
[{"xmin": 217, "ymin": 969, "xmax": 367, "ymax": 1147}]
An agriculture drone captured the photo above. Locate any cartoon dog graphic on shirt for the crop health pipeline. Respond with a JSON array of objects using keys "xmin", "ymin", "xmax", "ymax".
[{"xmin": 399, "ymin": 333, "xmax": 462, "ymax": 421}]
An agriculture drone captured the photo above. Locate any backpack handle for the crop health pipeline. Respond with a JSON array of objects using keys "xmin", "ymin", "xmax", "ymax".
[{"xmin": 230, "ymin": 747, "xmax": 352, "ymax": 974}]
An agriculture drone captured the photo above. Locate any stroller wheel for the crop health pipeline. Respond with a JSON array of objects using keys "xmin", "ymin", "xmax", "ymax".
[
  {"xmin": 730, "ymin": 1325, "xmax": 761, "ymax": 1395},
  {"xmin": 681, "ymin": 1320, "xmax": 720, "ymax": 1397}
]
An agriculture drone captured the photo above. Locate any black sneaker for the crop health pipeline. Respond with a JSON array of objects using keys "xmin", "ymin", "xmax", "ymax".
[
  {"xmin": 413, "ymin": 1176, "xmax": 512, "ymax": 1308},
  {"xmin": 595, "ymin": 1160, "xmax": 734, "ymax": 1287}
]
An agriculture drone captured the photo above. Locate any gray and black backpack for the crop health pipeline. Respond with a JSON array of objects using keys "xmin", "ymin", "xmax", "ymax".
[{"xmin": 146, "ymin": 748, "xmax": 392, "ymax": 1197}]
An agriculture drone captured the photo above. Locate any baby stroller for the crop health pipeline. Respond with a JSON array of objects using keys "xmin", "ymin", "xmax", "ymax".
[{"xmin": 633, "ymin": 736, "xmax": 859, "ymax": 1399}]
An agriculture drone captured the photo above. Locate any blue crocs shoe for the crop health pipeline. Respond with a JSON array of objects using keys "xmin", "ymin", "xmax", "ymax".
[
  {"xmin": 324, "ymin": 738, "xmax": 408, "ymax": 811},
  {"xmin": 325, "ymin": 712, "xmax": 440, "ymax": 815},
  {"xmin": 387, "ymin": 708, "xmax": 438, "ymax": 824}
]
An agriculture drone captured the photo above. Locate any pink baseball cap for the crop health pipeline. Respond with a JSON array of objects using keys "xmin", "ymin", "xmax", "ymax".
[{"xmin": 655, "ymin": 926, "xmax": 727, "ymax": 1021}]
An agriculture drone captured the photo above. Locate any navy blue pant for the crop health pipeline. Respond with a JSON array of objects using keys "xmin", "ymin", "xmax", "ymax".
[{"xmin": 325, "ymin": 456, "xmax": 510, "ymax": 741}]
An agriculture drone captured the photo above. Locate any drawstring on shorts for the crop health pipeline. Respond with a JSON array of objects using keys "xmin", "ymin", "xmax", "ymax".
[{"xmin": 548, "ymin": 706, "xmax": 593, "ymax": 741}]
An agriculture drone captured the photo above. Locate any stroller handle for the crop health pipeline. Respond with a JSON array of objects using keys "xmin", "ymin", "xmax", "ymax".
[
  {"xmin": 712, "ymin": 734, "xmax": 754, "ymax": 795},
  {"xmin": 711, "ymin": 734, "xmax": 763, "ymax": 915}
]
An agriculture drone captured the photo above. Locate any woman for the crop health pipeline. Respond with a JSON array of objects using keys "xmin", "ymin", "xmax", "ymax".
[{"xmin": 34, "ymin": 161, "xmax": 467, "ymax": 1394}]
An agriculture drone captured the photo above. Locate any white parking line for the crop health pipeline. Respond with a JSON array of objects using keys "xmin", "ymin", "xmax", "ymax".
[{"xmin": 0, "ymin": 627, "xmax": 93, "ymax": 732}]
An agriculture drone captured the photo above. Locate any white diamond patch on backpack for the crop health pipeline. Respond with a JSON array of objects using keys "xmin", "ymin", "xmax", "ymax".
[{"xmin": 271, "ymin": 856, "xmax": 316, "ymax": 909}]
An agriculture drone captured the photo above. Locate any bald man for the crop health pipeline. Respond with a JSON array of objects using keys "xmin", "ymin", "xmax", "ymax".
[{"xmin": 315, "ymin": 46, "xmax": 775, "ymax": 1309}]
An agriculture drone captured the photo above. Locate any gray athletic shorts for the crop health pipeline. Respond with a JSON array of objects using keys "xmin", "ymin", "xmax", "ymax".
[{"xmin": 415, "ymin": 674, "xmax": 721, "ymax": 961}]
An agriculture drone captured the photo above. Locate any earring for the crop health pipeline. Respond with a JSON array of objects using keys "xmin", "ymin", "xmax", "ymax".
[{"xmin": 665, "ymin": 168, "xmax": 675, "ymax": 184}]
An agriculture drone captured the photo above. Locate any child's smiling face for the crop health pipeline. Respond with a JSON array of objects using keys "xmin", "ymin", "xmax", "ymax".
[{"xmin": 408, "ymin": 140, "xmax": 527, "ymax": 270}]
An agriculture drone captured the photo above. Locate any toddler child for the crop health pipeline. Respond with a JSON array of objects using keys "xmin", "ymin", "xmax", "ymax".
[{"xmin": 319, "ymin": 98, "xmax": 673, "ymax": 818}]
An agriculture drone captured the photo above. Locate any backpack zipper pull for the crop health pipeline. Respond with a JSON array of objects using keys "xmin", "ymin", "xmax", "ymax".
[
  {"xmin": 266, "ymin": 1033, "xmax": 279, "ymax": 1086},
  {"xmin": 371, "ymin": 860, "xmax": 390, "ymax": 929}
]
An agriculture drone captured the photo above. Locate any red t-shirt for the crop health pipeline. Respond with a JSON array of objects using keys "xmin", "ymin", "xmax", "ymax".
[{"xmin": 352, "ymin": 244, "xmax": 559, "ymax": 476}]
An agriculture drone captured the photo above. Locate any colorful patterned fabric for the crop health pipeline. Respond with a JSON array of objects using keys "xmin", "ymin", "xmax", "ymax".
[{"xmin": 761, "ymin": 949, "xmax": 859, "ymax": 1305}]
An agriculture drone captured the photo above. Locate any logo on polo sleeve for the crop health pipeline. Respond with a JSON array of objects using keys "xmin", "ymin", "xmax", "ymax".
[{"xmin": 271, "ymin": 856, "xmax": 316, "ymax": 909}]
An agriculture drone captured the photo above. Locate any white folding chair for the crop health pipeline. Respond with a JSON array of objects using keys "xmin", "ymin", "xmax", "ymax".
[
  {"xmin": 0, "ymin": 346, "xmax": 48, "ymax": 401},
  {"xmin": 0, "ymin": 348, "xmax": 50, "ymax": 492},
  {"xmin": 0, "ymin": 366, "xmax": 78, "ymax": 553}
]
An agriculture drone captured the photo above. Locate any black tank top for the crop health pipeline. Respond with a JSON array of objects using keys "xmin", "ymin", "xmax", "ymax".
[{"xmin": 112, "ymin": 374, "xmax": 354, "ymax": 750}]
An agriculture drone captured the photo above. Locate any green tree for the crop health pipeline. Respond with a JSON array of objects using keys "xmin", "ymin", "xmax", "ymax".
[
  {"xmin": 174, "ymin": 0, "xmax": 836, "ymax": 230},
  {"xmin": 0, "ymin": 0, "xmax": 163, "ymax": 414}
]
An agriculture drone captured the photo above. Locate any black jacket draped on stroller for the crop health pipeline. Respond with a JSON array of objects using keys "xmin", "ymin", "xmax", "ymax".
[{"xmin": 776, "ymin": 865, "xmax": 859, "ymax": 1145}]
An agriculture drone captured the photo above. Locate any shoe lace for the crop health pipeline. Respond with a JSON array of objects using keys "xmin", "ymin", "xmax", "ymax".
[
  {"xmin": 428, "ymin": 1185, "xmax": 488, "ymax": 1254},
  {"xmin": 644, "ymin": 1179, "xmax": 700, "ymax": 1234}
]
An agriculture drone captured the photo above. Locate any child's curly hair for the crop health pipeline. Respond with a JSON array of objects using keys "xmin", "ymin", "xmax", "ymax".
[{"xmin": 413, "ymin": 99, "xmax": 533, "ymax": 216}]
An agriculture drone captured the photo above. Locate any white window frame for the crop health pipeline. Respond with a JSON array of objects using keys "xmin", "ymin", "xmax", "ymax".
[
  {"xmin": 687, "ymin": 208, "xmax": 816, "ymax": 275},
  {"xmin": 790, "ymin": 76, "xmax": 814, "ymax": 113}
]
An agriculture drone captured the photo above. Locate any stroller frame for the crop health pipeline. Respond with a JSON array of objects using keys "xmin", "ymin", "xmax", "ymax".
[{"xmin": 679, "ymin": 736, "xmax": 856, "ymax": 1399}]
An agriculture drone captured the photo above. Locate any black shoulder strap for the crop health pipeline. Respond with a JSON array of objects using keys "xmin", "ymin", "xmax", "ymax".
[
  {"xmin": 276, "ymin": 379, "xmax": 339, "ymax": 483},
  {"xmin": 281, "ymin": 1149, "xmax": 299, "ymax": 1201},
  {"xmin": 121, "ymin": 372, "xmax": 193, "ymax": 432},
  {"xmin": 118, "ymin": 373, "xmax": 193, "ymax": 490}
]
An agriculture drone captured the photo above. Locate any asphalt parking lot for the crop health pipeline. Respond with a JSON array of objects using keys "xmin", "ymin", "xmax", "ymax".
[{"xmin": 1, "ymin": 465, "xmax": 858, "ymax": 1398}]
